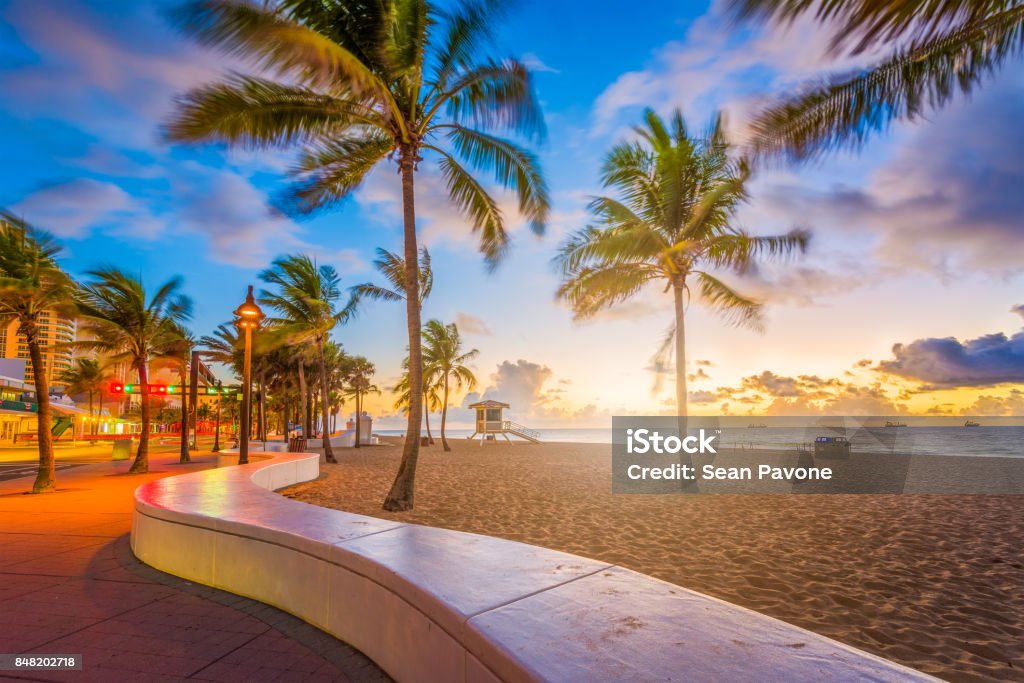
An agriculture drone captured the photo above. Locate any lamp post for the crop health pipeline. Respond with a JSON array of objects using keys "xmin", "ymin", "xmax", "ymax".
[
  {"xmin": 233, "ymin": 285, "xmax": 264, "ymax": 465},
  {"xmin": 212, "ymin": 380, "xmax": 223, "ymax": 453}
]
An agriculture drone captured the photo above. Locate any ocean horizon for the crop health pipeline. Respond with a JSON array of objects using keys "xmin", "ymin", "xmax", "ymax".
[{"xmin": 375, "ymin": 425, "xmax": 1024, "ymax": 458}]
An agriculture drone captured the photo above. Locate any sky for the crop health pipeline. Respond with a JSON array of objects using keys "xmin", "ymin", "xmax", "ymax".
[{"xmin": 1, "ymin": 0, "xmax": 1023, "ymax": 428}]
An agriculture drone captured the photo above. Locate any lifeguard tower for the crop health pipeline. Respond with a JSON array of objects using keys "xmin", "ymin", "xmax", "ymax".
[{"xmin": 468, "ymin": 400, "xmax": 540, "ymax": 444}]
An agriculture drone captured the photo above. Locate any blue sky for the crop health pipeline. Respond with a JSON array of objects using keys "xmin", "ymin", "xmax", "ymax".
[{"xmin": 2, "ymin": 0, "xmax": 1023, "ymax": 426}]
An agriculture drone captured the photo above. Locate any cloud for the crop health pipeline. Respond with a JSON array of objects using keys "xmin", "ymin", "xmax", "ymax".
[
  {"xmin": 460, "ymin": 359, "xmax": 608, "ymax": 425},
  {"xmin": 741, "ymin": 371, "xmax": 802, "ymax": 397},
  {"xmin": 961, "ymin": 390, "xmax": 1024, "ymax": 416},
  {"xmin": 752, "ymin": 74, "xmax": 1024, "ymax": 278},
  {"xmin": 455, "ymin": 313, "xmax": 492, "ymax": 336},
  {"xmin": 878, "ymin": 328, "xmax": 1024, "ymax": 389},
  {"xmin": 12, "ymin": 178, "xmax": 155, "ymax": 239},
  {"xmin": 173, "ymin": 166, "xmax": 305, "ymax": 267},
  {"xmin": 689, "ymin": 390, "xmax": 718, "ymax": 404},
  {"xmin": 521, "ymin": 52, "xmax": 559, "ymax": 74},
  {"xmin": 589, "ymin": 4, "xmax": 870, "ymax": 138},
  {"xmin": 1012, "ymin": 304, "xmax": 1024, "ymax": 321},
  {"xmin": 687, "ymin": 368, "xmax": 711, "ymax": 382},
  {"xmin": 699, "ymin": 369, "xmax": 910, "ymax": 415},
  {"xmin": 355, "ymin": 163, "xmax": 536, "ymax": 259}
]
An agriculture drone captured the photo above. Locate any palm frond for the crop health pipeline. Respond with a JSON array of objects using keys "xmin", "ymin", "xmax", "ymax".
[
  {"xmin": 173, "ymin": 0, "xmax": 396, "ymax": 99},
  {"xmin": 435, "ymin": 149, "xmax": 506, "ymax": 268},
  {"xmin": 695, "ymin": 272, "xmax": 764, "ymax": 330},
  {"xmin": 443, "ymin": 125, "xmax": 549, "ymax": 233},
  {"xmin": 746, "ymin": 6, "xmax": 1024, "ymax": 161}
]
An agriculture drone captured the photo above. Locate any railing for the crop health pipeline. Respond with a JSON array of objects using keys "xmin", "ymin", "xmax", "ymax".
[{"xmin": 503, "ymin": 420, "xmax": 540, "ymax": 441}]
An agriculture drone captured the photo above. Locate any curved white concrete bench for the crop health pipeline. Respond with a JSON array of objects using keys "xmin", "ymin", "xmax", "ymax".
[{"xmin": 131, "ymin": 453, "xmax": 936, "ymax": 683}]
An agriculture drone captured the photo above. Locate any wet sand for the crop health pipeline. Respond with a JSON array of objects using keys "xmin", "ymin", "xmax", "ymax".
[{"xmin": 283, "ymin": 438, "xmax": 1024, "ymax": 681}]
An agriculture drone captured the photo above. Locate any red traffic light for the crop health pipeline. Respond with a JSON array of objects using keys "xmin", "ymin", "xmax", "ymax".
[{"xmin": 110, "ymin": 382, "xmax": 124, "ymax": 394}]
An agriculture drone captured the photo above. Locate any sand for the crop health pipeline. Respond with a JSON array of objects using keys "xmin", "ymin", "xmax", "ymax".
[{"xmin": 283, "ymin": 438, "xmax": 1024, "ymax": 682}]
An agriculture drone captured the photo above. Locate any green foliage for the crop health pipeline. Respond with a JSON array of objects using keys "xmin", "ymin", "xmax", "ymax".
[
  {"xmin": 422, "ymin": 319, "xmax": 478, "ymax": 393},
  {"xmin": 0, "ymin": 212, "xmax": 76, "ymax": 337},
  {"xmin": 732, "ymin": 0, "xmax": 1024, "ymax": 160},
  {"xmin": 75, "ymin": 268, "xmax": 193, "ymax": 368},
  {"xmin": 350, "ymin": 246, "xmax": 433, "ymax": 308},
  {"xmin": 556, "ymin": 109, "xmax": 808, "ymax": 402},
  {"xmin": 167, "ymin": 0, "xmax": 550, "ymax": 267}
]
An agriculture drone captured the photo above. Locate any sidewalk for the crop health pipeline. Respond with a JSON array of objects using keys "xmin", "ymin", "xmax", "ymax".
[{"xmin": 0, "ymin": 449, "xmax": 390, "ymax": 682}]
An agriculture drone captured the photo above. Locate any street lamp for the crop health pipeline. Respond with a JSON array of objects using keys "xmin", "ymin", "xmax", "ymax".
[
  {"xmin": 233, "ymin": 285, "xmax": 264, "ymax": 465},
  {"xmin": 212, "ymin": 380, "xmax": 223, "ymax": 453}
]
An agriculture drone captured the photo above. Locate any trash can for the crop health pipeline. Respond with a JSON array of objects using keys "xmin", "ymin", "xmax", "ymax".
[
  {"xmin": 111, "ymin": 439, "xmax": 134, "ymax": 461},
  {"xmin": 288, "ymin": 437, "xmax": 308, "ymax": 452}
]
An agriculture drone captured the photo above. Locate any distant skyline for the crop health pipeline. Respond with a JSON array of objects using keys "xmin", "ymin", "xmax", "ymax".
[{"xmin": 2, "ymin": 0, "xmax": 1023, "ymax": 428}]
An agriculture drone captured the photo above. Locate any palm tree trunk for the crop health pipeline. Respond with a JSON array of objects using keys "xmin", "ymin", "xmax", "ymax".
[
  {"xmin": 673, "ymin": 283, "xmax": 695, "ymax": 491},
  {"xmin": 259, "ymin": 367, "xmax": 267, "ymax": 442},
  {"xmin": 98, "ymin": 391, "xmax": 104, "ymax": 437},
  {"xmin": 297, "ymin": 361, "xmax": 309, "ymax": 441},
  {"xmin": 282, "ymin": 400, "xmax": 289, "ymax": 444},
  {"xmin": 424, "ymin": 395, "xmax": 433, "ymax": 444},
  {"xmin": 674, "ymin": 284, "xmax": 688, "ymax": 418},
  {"xmin": 441, "ymin": 374, "xmax": 450, "ymax": 452},
  {"xmin": 319, "ymin": 341, "xmax": 336, "ymax": 464},
  {"xmin": 354, "ymin": 390, "xmax": 361, "ymax": 449},
  {"xmin": 28, "ymin": 333, "xmax": 55, "ymax": 493},
  {"xmin": 131, "ymin": 362, "xmax": 150, "ymax": 474},
  {"xmin": 178, "ymin": 365, "xmax": 190, "ymax": 463},
  {"xmin": 87, "ymin": 391, "xmax": 95, "ymax": 438},
  {"xmin": 384, "ymin": 147, "xmax": 423, "ymax": 511}
]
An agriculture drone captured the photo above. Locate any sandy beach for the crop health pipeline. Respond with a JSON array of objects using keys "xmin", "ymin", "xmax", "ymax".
[{"xmin": 284, "ymin": 438, "xmax": 1024, "ymax": 682}]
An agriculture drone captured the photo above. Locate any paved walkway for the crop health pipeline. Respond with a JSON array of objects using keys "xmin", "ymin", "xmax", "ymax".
[{"xmin": 0, "ymin": 449, "xmax": 389, "ymax": 683}]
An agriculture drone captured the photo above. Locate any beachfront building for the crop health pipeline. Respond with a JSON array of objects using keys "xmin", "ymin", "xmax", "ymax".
[
  {"xmin": 0, "ymin": 309, "xmax": 76, "ymax": 387},
  {"xmin": 468, "ymin": 399, "xmax": 540, "ymax": 443}
]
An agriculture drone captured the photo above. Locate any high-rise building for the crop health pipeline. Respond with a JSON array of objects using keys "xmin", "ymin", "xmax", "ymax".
[{"xmin": 0, "ymin": 311, "xmax": 76, "ymax": 386}]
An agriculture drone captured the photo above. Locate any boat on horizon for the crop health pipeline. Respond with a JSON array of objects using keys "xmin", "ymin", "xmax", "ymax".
[
  {"xmin": 747, "ymin": 423, "xmax": 767, "ymax": 429},
  {"xmin": 885, "ymin": 421, "xmax": 907, "ymax": 427},
  {"xmin": 964, "ymin": 420, "xmax": 980, "ymax": 427}
]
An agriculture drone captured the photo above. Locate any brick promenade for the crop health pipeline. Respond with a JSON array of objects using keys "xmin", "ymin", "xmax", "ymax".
[{"xmin": 0, "ymin": 449, "xmax": 390, "ymax": 683}]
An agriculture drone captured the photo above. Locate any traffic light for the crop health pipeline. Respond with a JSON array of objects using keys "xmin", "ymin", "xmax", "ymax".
[{"xmin": 108, "ymin": 383, "xmax": 168, "ymax": 394}]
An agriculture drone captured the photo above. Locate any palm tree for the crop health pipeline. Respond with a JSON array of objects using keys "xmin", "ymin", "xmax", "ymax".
[
  {"xmin": 57, "ymin": 358, "xmax": 107, "ymax": 437},
  {"xmin": 0, "ymin": 213, "xmax": 76, "ymax": 493},
  {"xmin": 167, "ymin": 0, "xmax": 550, "ymax": 511},
  {"xmin": 259, "ymin": 254, "xmax": 352, "ymax": 464},
  {"xmin": 731, "ymin": 0, "xmax": 1024, "ymax": 160},
  {"xmin": 351, "ymin": 247, "xmax": 433, "ymax": 309},
  {"xmin": 422, "ymin": 320, "xmax": 477, "ymax": 451},
  {"xmin": 159, "ymin": 323, "xmax": 197, "ymax": 463},
  {"xmin": 75, "ymin": 269, "xmax": 192, "ymax": 474},
  {"xmin": 341, "ymin": 355, "xmax": 378, "ymax": 449},
  {"xmin": 393, "ymin": 355, "xmax": 442, "ymax": 445},
  {"xmin": 557, "ymin": 109, "xmax": 808, "ymax": 418}
]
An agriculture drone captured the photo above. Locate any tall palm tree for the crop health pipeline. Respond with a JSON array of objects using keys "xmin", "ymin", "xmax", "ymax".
[
  {"xmin": 731, "ymin": 0, "xmax": 1024, "ymax": 160},
  {"xmin": 167, "ymin": 0, "xmax": 550, "ymax": 511},
  {"xmin": 75, "ymin": 269, "xmax": 192, "ymax": 474},
  {"xmin": 557, "ymin": 109, "xmax": 808, "ymax": 418},
  {"xmin": 422, "ymin": 320, "xmax": 477, "ymax": 451},
  {"xmin": 0, "ymin": 213, "xmax": 76, "ymax": 493},
  {"xmin": 341, "ymin": 354, "xmax": 378, "ymax": 448},
  {"xmin": 57, "ymin": 358, "xmax": 107, "ymax": 437},
  {"xmin": 159, "ymin": 323, "xmax": 197, "ymax": 463},
  {"xmin": 259, "ymin": 254, "xmax": 352, "ymax": 463}
]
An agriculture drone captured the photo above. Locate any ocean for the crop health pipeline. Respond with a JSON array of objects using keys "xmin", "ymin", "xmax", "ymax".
[{"xmin": 376, "ymin": 425, "xmax": 1024, "ymax": 458}]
